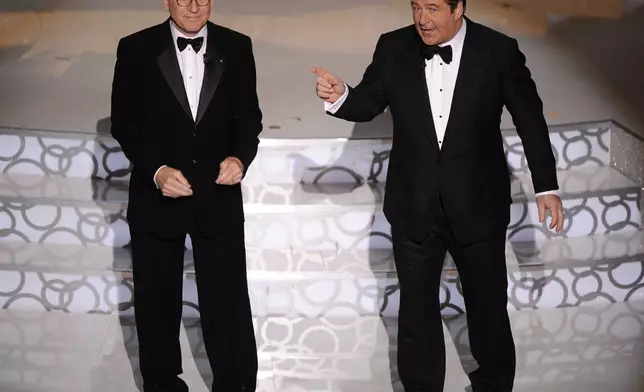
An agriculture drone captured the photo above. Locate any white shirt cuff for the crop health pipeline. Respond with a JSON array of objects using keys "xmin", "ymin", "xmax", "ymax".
[
  {"xmin": 535, "ymin": 189, "xmax": 559, "ymax": 197},
  {"xmin": 323, "ymin": 84, "xmax": 349, "ymax": 114},
  {"xmin": 153, "ymin": 165, "xmax": 167, "ymax": 188}
]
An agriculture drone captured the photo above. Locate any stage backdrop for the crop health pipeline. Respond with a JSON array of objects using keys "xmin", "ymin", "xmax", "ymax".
[{"xmin": 0, "ymin": 0, "xmax": 643, "ymax": 138}]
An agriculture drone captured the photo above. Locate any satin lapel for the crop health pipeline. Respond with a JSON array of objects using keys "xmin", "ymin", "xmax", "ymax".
[
  {"xmin": 195, "ymin": 24, "xmax": 225, "ymax": 125},
  {"xmin": 156, "ymin": 25, "xmax": 192, "ymax": 119},
  {"xmin": 441, "ymin": 25, "xmax": 489, "ymax": 150},
  {"xmin": 401, "ymin": 41, "xmax": 440, "ymax": 151}
]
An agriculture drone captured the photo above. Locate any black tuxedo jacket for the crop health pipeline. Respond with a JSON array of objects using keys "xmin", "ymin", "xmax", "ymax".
[
  {"xmin": 331, "ymin": 19, "xmax": 558, "ymax": 245},
  {"xmin": 110, "ymin": 20, "xmax": 262, "ymax": 237}
]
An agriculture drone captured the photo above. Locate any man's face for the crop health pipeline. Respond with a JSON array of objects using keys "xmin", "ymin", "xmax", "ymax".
[
  {"xmin": 164, "ymin": 0, "xmax": 212, "ymax": 36},
  {"xmin": 412, "ymin": 0, "xmax": 463, "ymax": 46}
]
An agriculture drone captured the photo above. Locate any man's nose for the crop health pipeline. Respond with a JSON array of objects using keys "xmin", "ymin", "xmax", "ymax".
[
  {"xmin": 188, "ymin": 0, "xmax": 199, "ymax": 13},
  {"xmin": 418, "ymin": 11, "xmax": 432, "ymax": 26}
]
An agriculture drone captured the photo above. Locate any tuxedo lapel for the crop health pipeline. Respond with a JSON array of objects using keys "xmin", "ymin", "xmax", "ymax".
[
  {"xmin": 441, "ymin": 22, "xmax": 489, "ymax": 150},
  {"xmin": 156, "ymin": 23, "xmax": 192, "ymax": 119},
  {"xmin": 400, "ymin": 39, "xmax": 440, "ymax": 151},
  {"xmin": 195, "ymin": 23, "xmax": 226, "ymax": 125}
]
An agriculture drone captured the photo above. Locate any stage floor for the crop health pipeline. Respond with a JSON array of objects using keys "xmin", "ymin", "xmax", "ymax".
[{"xmin": 1, "ymin": 301, "xmax": 643, "ymax": 392}]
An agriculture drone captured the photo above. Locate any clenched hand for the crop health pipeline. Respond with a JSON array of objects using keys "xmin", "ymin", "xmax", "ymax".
[
  {"xmin": 216, "ymin": 157, "xmax": 244, "ymax": 185},
  {"xmin": 155, "ymin": 167, "xmax": 193, "ymax": 198}
]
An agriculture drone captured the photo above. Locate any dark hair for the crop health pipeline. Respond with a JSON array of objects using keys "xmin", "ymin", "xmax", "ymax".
[{"xmin": 445, "ymin": 0, "xmax": 466, "ymax": 13}]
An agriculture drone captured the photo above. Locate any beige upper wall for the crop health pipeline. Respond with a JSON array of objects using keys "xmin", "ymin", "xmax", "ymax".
[{"xmin": 0, "ymin": 0, "xmax": 642, "ymax": 138}]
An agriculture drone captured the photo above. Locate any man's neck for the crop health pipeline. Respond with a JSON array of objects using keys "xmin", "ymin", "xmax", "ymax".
[
  {"xmin": 170, "ymin": 18, "xmax": 205, "ymax": 37},
  {"xmin": 440, "ymin": 18, "xmax": 464, "ymax": 46}
]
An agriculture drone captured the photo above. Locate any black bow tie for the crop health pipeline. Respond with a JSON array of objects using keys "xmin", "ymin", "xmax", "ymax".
[
  {"xmin": 177, "ymin": 37, "xmax": 204, "ymax": 53},
  {"xmin": 421, "ymin": 44, "xmax": 453, "ymax": 64}
]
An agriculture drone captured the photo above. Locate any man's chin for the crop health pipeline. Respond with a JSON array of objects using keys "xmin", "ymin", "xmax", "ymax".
[
  {"xmin": 175, "ymin": 19, "xmax": 207, "ymax": 34},
  {"xmin": 185, "ymin": 24, "xmax": 206, "ymax": 33},
  {"xmin": 416, "ymin": 29, "xmax": 439, "ymax": 46}
]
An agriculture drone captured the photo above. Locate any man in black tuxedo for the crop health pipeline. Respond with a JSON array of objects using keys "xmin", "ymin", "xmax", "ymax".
[
  {"xmin": 314, "ymin": 0, "xmax": 564, "ymax": 391},
  {"xmin": 110, "ymin": 0, "xmax": 261, "ymax": 390}
]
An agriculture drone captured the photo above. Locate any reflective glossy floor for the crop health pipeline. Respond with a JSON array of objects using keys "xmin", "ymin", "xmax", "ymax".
[{"xmin": 1, "ymin": 301, "xmax": 643, "ymax": 392}]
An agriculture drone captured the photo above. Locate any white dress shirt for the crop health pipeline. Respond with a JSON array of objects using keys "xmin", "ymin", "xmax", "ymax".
[
  {"xmin": 154, "ymin": 21, "xmax": 207, "ymax": 186},
  {"xmin": 325, "ymin": 20, "xmax": 557, "ymax": 197}
]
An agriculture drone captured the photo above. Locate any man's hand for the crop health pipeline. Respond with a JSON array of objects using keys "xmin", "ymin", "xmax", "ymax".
[
  {"xmin": 155, "ymin": 167, "xmax": 193, "ymax": 198},
  {"xmin": 312, "ymin": 67, "xmax": 346, "ymax": 103},
  {"xmin": 536, "ymin": 194, "xmax": 564, "ymax": 233},
  {"xmin": 216, "ymin": 157, "xmax": 244, "ymax": 185}
]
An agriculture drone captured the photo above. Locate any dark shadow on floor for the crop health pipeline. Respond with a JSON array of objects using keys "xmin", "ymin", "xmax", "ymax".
[
  {"xmin": 96, "ymin": 117, "xmax": 112, "ymax": 136},
  {"xmin": 0, "ymin": 47, "xmax": 31, "ymax": 66}
]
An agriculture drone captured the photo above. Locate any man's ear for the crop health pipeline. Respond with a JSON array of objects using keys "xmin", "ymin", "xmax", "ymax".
[{"xmin": 454, "ymin": 1, "xmax": 464, "ymax": 19}]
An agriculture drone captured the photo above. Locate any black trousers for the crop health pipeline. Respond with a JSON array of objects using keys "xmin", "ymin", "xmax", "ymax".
[
  {"xmin": 129, "ymin": 210, "xmax": 257, "ymax": 392},
  {"xmin": 392, "ymin": 203, "xmax": 515, "ymax": 392}
]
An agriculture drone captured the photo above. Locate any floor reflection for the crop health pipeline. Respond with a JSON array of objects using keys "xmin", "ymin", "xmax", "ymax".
[{"xmin": 0, "ymin": 301, "xmax": 642, "ymax": 392}]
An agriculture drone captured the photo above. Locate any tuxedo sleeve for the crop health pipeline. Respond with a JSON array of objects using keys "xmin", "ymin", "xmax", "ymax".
[
  {"xmin": 110, "ymin": 38, "xmax": 164, "ymax": 186},
  {"xmin": 501, "ymin": 38, "xmax": 559, "ymax": 194},
  {"xmin": 330, "ymin": 34, "xmax": 389, "ymax": 122},
  {"xmin": 231, "ymin": 36, "xmax": 262, "ymax": 176}
]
